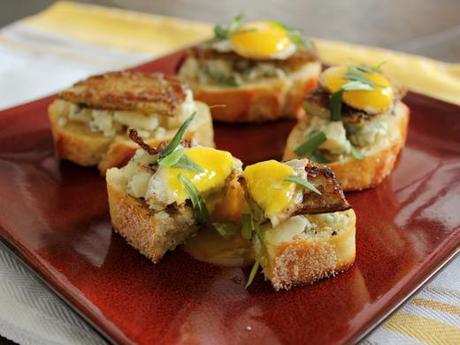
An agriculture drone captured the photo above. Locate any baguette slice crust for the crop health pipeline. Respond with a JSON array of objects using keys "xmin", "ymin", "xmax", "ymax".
[
  {"xmin": 106, "ymin": 167, "xmax": 197, "ymax": 263},
  {"xmin": 283, "ymin": 101, "xmax": 410, "ymax": 191},
  {"xmin": 180, "ymin": 61, "xmax": 321, "ymax": 123},
  {"xmin": 48, "ymin": 101, "xmax": 214, "ymax": 174},
  {"xmin": 260, "ymin": 209, "xmax": 356, "ymax": 291}
]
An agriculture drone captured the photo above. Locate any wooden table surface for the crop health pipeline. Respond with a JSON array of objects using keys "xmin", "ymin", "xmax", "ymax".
[
  {"xmin": 1, "ymin": 0, "xmax": 459, "ymax": 62},
  {"xmin": 0, "ymin": 1, "xmax": 458, "ymax": 344}
]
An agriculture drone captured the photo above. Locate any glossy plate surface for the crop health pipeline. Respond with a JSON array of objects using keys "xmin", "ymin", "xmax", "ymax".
[{"xmin": 0, "ymin": 52, "xmax": 459, "ymax": 345}]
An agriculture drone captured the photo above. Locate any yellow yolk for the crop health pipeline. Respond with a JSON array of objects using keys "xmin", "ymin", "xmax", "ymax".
[
  {"xmin": 243, "ymin": 160, "xmax": 297, "ymax": 217},
  {"xmin": 229, "ymin": 21, "xmax": 295, "ymax": 60},
  {"xmin": 320, "ymin": 65, "xmax": 394, "ymax": 114},
  {"xmin": 165, "ymin": 147, "xmax": 234, "ymax": 205}
]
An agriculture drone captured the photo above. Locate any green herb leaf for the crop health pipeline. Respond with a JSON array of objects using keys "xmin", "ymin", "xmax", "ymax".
[
  {"xmin": 213, "ymin": 15, "xmax": 243, "ymax": 40},
  {"xmin": 372, "ymin": 61, "xmax": 386, "ymax": 73},
  {"xmin": 341, "ymin": 81, "xmax": 373, "ymax": 91},
  {"xmin": 178, "ymin": 174, "xmax": 208, "ymax": 224},
  {"xmin": 245, "ymin": 222, "xmax": 265, "ymax": 288},
  {"xmin": 294, "ymin": 130, "xmax": 327, "ymax": 156},
  {"xmin": 353, "ymin": 65, "xmax": 375, "ymax": 74},
  {"xmin": 345, "ymin": 70, "xmax": 375, "ymax": 88},
  {"xmin": 330, "ymin": 90, "xmax": 343, "ymax": 121},
  {"xmin": 172, "ymin": 155, "xmax": 203, "ymax": 173},
  {"xmin": 160, "ymin": 112, "xmax": 196, "ymax": 159},
  {"xmin": 241, "ymin": 214, "xmax": 253, "ymax": 240},
  {"xmin": 285, "ymin": 175, "xmax": 321, "ymax": 195},
  {"xmin": 205, "ymin": 69, "xmax": 241, "ymax": 87},
  {"xmin": 254, "ymin": 221, "xmax": 264, "ymax": 241},
  {"xmin": 245, "ymin": 253, "xmax": 261, "ymax": 288},
  {"xmin": 158, "ymin": 146, "xmax": 184, "ymax": 167},
  {"xmin": 309, "ymin": 151, "xmax": 330, "ymax": 164},
  {"xmin": 271, "ymin": 21, "xmax": 312, "ymax": 50},
  {"xmin": 212, "ymin": 222, "xmax": 239, "ymax": 238},
  {"xmin": 351, "ymin": 146, "xmax": 365, "ymax": 160}
]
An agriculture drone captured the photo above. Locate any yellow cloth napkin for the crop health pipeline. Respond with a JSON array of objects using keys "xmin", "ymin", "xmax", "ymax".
[
  {"xmin": 1, "ymin": 2, "xmax": 459, "ymax": 345},
  {"xmin": 23, "ymin": 1, "xmax": 460, "ymax": 106}
]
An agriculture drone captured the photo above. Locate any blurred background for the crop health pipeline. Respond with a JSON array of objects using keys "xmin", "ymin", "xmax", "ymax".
[{"xmin": 1, "ymin": 0, "xmax": 460, "ymax": 62}]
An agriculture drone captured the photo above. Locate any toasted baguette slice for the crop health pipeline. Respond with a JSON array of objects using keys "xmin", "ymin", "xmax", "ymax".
[
  {"xmin": 257, "ymin": 209, "xmax": 356, "ymax": 291},
  {"xmin": 106, "ymin": 166, "xmax": 197, "ymax": 263},
  {"xmin": 179, "ymin": 61, "xmax": 321, "ymax": 122},
  {"xmin": 49, "ymin": 101, "xmax": 214, "ymax": 174},
  {"xmin": 284, "ymin": 101, "xmax": 410, "ymax": 191}
]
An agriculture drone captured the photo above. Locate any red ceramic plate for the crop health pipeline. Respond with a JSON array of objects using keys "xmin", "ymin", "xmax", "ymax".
[{"xmin": 0, "ymin": 52, "xmax": 459, "ymax": 345}]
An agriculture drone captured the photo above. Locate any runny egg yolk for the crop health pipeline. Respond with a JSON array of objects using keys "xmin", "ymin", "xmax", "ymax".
[
  {"xmin": 243, "ymin": 160, "xmax": 297, "ymax": 218},
  {"xmin": 166, "ymin": 147, "xmax": 234, "ymax": 205},
  {"xmin": 229, "ymin": 21, "xmax": 296, "ymax": 60},
  {"xmin": 320, "ymin": 65, "xmax": 394, "ymax": 114}
]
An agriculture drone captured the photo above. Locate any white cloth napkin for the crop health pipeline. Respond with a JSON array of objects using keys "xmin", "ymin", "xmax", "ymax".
[{"xmin": 0, "ymin": 12, "xmax": 459, "ymax": 345}]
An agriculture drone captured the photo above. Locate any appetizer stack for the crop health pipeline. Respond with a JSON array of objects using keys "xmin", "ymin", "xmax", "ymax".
[
  {"xmin": 178, "ymin": 16, "xmax": 321, "ymax": 122},
  {"xmin": 284, "ymin": 64, "xmax": 409, "ymax": 190},
  {"xmin": 49, "ymin": 72, "xmax": 214, "ymax": 173},
  {"xmin": 106, "ymin": 116, "xmax": 356, "ymax": 290},
  {"xmin": 48, "ymin": 16, "xmax": 409, "ymax": 290}
]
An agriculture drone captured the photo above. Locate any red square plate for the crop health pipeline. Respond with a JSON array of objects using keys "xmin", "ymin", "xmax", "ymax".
[{"xmin": 0, "ymin": 52, "xmax": 459, "ymax": 345}]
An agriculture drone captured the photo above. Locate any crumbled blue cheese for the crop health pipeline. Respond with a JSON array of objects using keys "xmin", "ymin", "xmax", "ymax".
[
  {"xmin": 90, "ymin": 110, "xmax": 117, "ymax": 137},
  {"xmin": 126, "ymin": 171, "xmax": 151, "ymax": 198},
  {"xmin": 346, "ymin": 116, "xmax": 389, "ymax": 147},
  {"xmin": 319, "ymin": 121, "xmax": 352, "ymax": 155},
  {"xmin": 181, "ymin": 56, "xmax": 288, "ymax": 85},
  {"xmin": 55, "ymin": 89, "xmax": 197, "ymax": 138}
]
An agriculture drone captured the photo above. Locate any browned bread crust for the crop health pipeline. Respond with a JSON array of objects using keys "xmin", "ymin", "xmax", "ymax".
[
  {"xmin": 106, "ymin": 167, "xmax": 197, "ymax": 263},
  {"xmin": 179, "ymin": 61, "xmax": 321, "ymax": 123},
  {"xmin": 262, "ymin": 209, "xmax": 356, "ymax": 291},
  {"xmin": 59, "ymin": 71, "xmax": 188, "ymax": 116},
  {"xmin": 283, "ymin": 102, "xmax": 410, "ymax": 191},
  {"xmin": 48, "ymin": 101, "xmax": 214, "ymax": 174}
]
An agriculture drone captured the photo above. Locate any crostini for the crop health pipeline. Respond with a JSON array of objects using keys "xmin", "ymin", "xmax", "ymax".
[
  {"xmin": 177, "ymin": 16, "xmax": 321, "ymax": 122},
  {"xmin": 284, "ymin": 64, "xmax": 409, "ymax": 191},
  {"xmin": 240, "ymin": 159, "xmax": 356, "ymax": 290},
  {"xmin": 107, "ymin": 116, "xmax": 356, "ymax": 290},
  {"xmin": 49, "ymin": 71, "xmax": 214, "ymax": 174},
  {"xmin": 106, "ymin": 114, "xmax": 242, "ymax": 262}
]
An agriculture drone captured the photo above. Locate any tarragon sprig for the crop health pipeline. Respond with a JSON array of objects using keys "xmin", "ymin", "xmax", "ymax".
[
  {"xmin": 294, "ymin": 130, "xmax": 327, "ymax": 158},
  {"xmin": 285, "ymin": 174, "xmax": 321, "ymax": 195},
  {"xmin": 329, "ymin": 63, "xmax": 385, "ymax": 121},
  {"xmin": 271, "ymin": 21, "xmax": 313, "ymax": 50},
  {"xmin": 245, "ymin": 218, "xmax": 266, "ymax": 288},
  {"xmin": 156, "ymin": 112, "xmax": 204, "ymax": 173},
  {"xmin": 178, "ymin": 174, "xmax": 208, "ymax": 225},
  {"xmin": 213, "ymin": 15, "xmax": 243, "ymax": 41}
]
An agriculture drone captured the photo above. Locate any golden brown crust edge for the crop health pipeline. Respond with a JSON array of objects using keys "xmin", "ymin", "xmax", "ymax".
[
  {"xmin": 106, "ymin": 169, "xmax": 197, "ymax": 263},
  {"xmin": 183, "ymin": 62, "xmax": 321, "ymax": 123},
  {"xmin": 264, "ymin": 209, "xmax": 356, "ymax": 291},
  {"xmin": 59, "ymin": 71, "xmax": 188, "ymax": 115},
  {"xmin": 283, "ymin": 102, "xmax": 410, "ymax": 191},
  {"xmin": 48, "ymin": 101, "xmax": 214, "ymax": 174}
]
